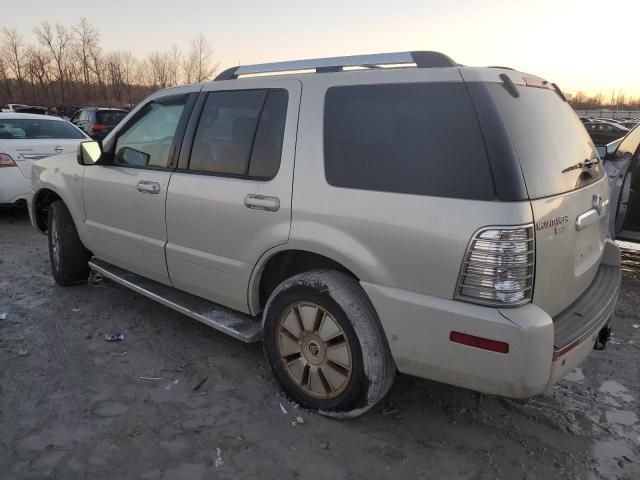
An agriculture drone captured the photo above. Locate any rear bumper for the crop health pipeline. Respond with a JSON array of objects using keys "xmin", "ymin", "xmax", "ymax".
[
  {"xmin": 362, "ymin": 240, "xmax": 621, "ymax": 398},
  {"xmin": 0, "ymin": 167, "xmax": 29, "ymax": 205},
  {"xmin": 547, "ymin": 240, "xmax": 621, "ymax": 384}
]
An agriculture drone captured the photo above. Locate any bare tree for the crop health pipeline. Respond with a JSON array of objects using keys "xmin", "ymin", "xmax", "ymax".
[
  {"xmin": 0, "ymin": 56, "xmax": 13, "ymax": 101},
  {"xmin": 185, "ymin": 34, "xmax": 217, "ymax": 83},
  {"xmin": 25, "ymin": 47, "xmax": 54, "ymax": 104},
  {"xmin": 0, "ymin": 20, "xmax": 218, "ymax": 106},
  {"xmin": 145, "ymin": 51, "xmax": 170, "ymax": 89},
  {"xmin": 73, "ymin": 17, "xmax": 100, "ymax": 102},
  {"xmin": 167, "ymin": 44, "xmax": 181, "ymax": 86},
  {"xmin": 2, "ymin": 28, "xmax": 27, "ymax": 100},
  {"xmin": 34, "ymin": 22, "xmax": 73, "ymax": 103}
]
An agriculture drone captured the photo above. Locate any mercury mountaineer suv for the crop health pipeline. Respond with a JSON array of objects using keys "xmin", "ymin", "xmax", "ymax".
[{"xmin": 28, "ymin": 51, "xmax": 621, "ymax": 417}]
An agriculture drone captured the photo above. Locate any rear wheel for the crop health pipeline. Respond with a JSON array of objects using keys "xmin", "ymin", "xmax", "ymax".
[
  {"xmin": 262, "ymin": 270, "xmax": 395, "ymax": 418},
  {"xmin": 48, "ymin": 201, "xmax": 91, "ymax": 285}
]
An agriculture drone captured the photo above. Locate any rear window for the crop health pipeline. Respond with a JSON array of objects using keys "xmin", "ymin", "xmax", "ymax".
[
  {"xmin": 97, "ymin": 110, "xmax": 127, "ymax": 126},
  {"xmin": 324, "ymin": 83, "xmax": 495, "ymax": 200},
  {"xmin": 0, "ymin": 119, "xmax": 85, "ymax": 139},
  {"xmin": 487, "ymin": 84, "xmax": 603, "ymax": 199}
]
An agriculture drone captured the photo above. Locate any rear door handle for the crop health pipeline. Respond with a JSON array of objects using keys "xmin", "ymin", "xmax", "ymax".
[
  {"xmin": 244, "ymin": 194, "xmax": 280, "ymax": 212},
  {"xmin": 137, "ymin": 180, "xmax": 161, "ymax": 194}
]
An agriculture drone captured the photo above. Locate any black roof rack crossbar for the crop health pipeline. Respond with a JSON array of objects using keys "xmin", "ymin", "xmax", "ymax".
[{"xmin": 213, "ymin": 51, "xmax": 457, "ymax": 81}]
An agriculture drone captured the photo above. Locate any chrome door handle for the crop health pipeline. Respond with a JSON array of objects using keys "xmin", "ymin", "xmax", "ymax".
[
  {"xmin": 137, "ymin": 180, "xmax": 161, "ymax": 194},
  {"xmin": 244, "ymin": 194, "xmax": 280, "ymax": 212}
]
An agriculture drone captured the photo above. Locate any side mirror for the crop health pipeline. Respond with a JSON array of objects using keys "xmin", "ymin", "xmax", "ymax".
[{"xmin": 78, "ymin": 141, "xmax": 102, "ymax": 165}]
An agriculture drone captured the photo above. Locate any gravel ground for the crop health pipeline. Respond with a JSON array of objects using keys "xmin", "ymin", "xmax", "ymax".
[{"xmin": 0, "ymin": 208, "xmax": 639, "ymax": 480}]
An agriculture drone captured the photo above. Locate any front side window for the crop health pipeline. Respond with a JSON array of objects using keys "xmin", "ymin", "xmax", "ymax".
[
  {"xmin": 324, "ymin": 82, "xmax": 495, "ymax": 200},
  {"xmin": 0, "ymin": 119, "xmax": 86, "ymax": 139},
  {"xmin": 189, "ymin": 89, "xmax": 288, "ymax": 178},
  {"xmin": 114, "ymin": 96, "xmax": 187, "ymax": 168}
]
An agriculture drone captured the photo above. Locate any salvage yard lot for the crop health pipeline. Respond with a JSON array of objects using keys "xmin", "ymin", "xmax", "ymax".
[{"xmin": 0, "ymin": 209, "xmax": 639, "ymax": 480}]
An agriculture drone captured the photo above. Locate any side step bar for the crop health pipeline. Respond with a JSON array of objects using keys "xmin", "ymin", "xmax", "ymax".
[{"xmin": 88, "ymin": 259, "xmax": 262, "ymax": 343}]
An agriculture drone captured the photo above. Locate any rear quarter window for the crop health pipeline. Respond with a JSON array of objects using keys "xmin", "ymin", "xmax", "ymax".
[{"xmin": 323, "ymin": 82, "xmax": 495, "ymax": 200}]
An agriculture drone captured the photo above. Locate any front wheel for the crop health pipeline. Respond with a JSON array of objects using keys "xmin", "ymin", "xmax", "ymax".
[
  {"xmin": 48, "ymin": 200, "xmax": 91, "ymax": 286},
  {"xmin": 262, "ymin": 270, "xmax": 395, "ymax": 418}
]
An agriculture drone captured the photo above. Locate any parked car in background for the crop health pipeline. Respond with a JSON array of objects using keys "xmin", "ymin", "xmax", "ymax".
[
  {"xmin": 1, "ymin": 103, "xmax": 27, "ymax": 112},
  {"xmin": 30, "ymin": 51, "xmax": 620, "ymax": 417},
  {"xmin": 584, "ymin": 121, "xmax": 629, "ymax": 144},
  {"xmin": 70, "ymin": 107, "xmax": 128, "ymax": 140},
  {"xmin": 0, "ymin": 113, "xmax": 89, "ymax": 207},
  {"xmin": 13, "ymin": 105, "xmax": 51, "ymax": 115},
  {"xmin": 619, "ymin": 121, "xmax": 639, "ymax": 130},
  {"xmin": 602, "ymin": 124, "xmax": 640, "ymax": 242}
]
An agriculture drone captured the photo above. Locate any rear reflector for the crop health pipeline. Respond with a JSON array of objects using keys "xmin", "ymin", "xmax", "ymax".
[
  {"xmin": 450, "ymin": 331, "xmax": 510, "ymax": 354},
  {"xmin": 0, "ymin": 153, "xmax": 16, "ymax": 168}
]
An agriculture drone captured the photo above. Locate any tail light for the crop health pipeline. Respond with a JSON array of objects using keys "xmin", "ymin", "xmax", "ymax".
[
  {"xmin": 89, "ymin": 123, "xmax": 108, "ymax": 133},
  {"xmin": 456, "ymin": 225, "xmax": 535, "ymax": 307},
  {"xmin": 0, "ymin": 153, "xmax": 16, "ymax": 168}
]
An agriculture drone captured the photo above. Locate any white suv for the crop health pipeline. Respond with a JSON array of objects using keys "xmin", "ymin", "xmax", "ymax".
[{"xmin": 29, "ymin": 51, "xmax": 621, "ymax": 417}]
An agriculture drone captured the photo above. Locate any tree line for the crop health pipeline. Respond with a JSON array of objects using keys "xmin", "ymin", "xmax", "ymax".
[
  {"xmin": 569, "ymin": 91, "xmax": 640, "ymax": 111},
  {"xmin": 0, "ymin": 18, "xmax": 219, "ymax": 109}
]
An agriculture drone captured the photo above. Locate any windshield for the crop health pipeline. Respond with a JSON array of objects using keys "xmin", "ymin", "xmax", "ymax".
[
  {"xmin": 96, "ymin": 110, "xmax": 127, "ymax": 126},
  {"xmin": 487, "ymin": 83, "xmax": 604, "ymax": 199},
  {"xmin": 0, "ymin": 118, "xmax": 85, "ymax": 139}
]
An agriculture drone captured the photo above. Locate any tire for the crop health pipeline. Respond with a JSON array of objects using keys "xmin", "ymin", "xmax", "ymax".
[
  {"xmin": 48, "ymin": 200, "xmax": 91, "ymax": 286},
  {"xmin": 262, "ymin": 270, "xmax": 395, "ymax": 418}
]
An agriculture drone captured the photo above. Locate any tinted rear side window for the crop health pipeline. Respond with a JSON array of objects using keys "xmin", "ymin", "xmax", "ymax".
[
  {"xmin": 97, "ymin": 110, "xmax": 127, "ymax": 126},
  {"xmin": 324, "ymin": 83, "xmax": 495, "ymax": 200},
  {"xmin": 487, "ymin": 84, "xmax": 603, "ymax": 199}
]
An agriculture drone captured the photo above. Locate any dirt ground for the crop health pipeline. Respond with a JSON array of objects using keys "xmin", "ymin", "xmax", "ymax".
[{"xmin": 0, "ymin": 208, "xmax": 638, "ymax": 480}]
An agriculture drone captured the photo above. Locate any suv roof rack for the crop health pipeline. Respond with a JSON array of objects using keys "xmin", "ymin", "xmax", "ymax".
[{"xmin": 214, "ymin": 51, "xmax": 457, "ymax": 81}]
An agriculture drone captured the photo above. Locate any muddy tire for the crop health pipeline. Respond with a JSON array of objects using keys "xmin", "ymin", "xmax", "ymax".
[
  {"xmin": 262, "ymin": 270, "xmax": 395, "ymax": 418},
  {"xmin": 48, "ymin": 200, "xmax": 91, "ymax": 286}
]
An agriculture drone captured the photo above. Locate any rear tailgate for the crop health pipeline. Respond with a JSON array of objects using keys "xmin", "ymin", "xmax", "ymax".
[
  {"xmin": 530, "ymin": 178, "xmax": 609, "ymax": 316},
  {"xmin": 477, "ymin": 73, "xmax": 609, "ymax": 317}
]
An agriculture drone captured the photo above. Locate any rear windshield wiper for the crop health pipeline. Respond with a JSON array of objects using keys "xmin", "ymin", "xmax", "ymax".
[{"xmin": 562, "ymin": 157, "xmax": 599, "ymax": 174}]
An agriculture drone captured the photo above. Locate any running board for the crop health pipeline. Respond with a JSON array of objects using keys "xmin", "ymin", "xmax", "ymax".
[{"xmin": 88, "ymin": 259, "xmax": 261, "ymax": 343}]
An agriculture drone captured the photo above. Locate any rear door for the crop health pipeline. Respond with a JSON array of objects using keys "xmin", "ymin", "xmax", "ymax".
[
  {"xmin": 165, "ymin": 78, "xmax": 300, "ymax": 313},
  {"xmin": 480, "ymin": 78, "xmax": 609, "ymax": 316}
]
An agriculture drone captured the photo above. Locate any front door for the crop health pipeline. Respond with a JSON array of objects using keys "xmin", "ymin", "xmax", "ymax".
[
  {"xmin": 165, "ymin": 79, "xmax": 301, "ymax": 313},
  {"xmin": 82, "ymin": 93, "xmax": 193, "ymax": 284}
]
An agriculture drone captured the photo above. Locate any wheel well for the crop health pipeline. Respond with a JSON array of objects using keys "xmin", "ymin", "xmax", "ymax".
[
  {"xmin": 258, "ymin": 250, "xmax": 358, "ymax": 308},
  {"xmin": 33, "ymin": 189, "xmax": 62, "ymax": 233}
]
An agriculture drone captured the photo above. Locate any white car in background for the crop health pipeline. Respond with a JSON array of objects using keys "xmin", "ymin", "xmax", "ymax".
[
  {"xmin": 0, "ymin": 113, "xmax": 89, "ymax": 206},
  {"xmin": 1, "ymin": 103, "xmax": 27, "ymax": 112}
]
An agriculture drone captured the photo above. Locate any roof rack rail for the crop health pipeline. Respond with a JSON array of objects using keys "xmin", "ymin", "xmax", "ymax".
[{"xmin": 213, "ymin": 51, "xmax": 457, "ymax": 81}]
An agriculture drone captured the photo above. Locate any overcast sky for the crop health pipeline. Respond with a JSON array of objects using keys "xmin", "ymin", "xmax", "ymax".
[{"xmin": 7, "ymin": 0, "xmax": 639, "ymax": 96}]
